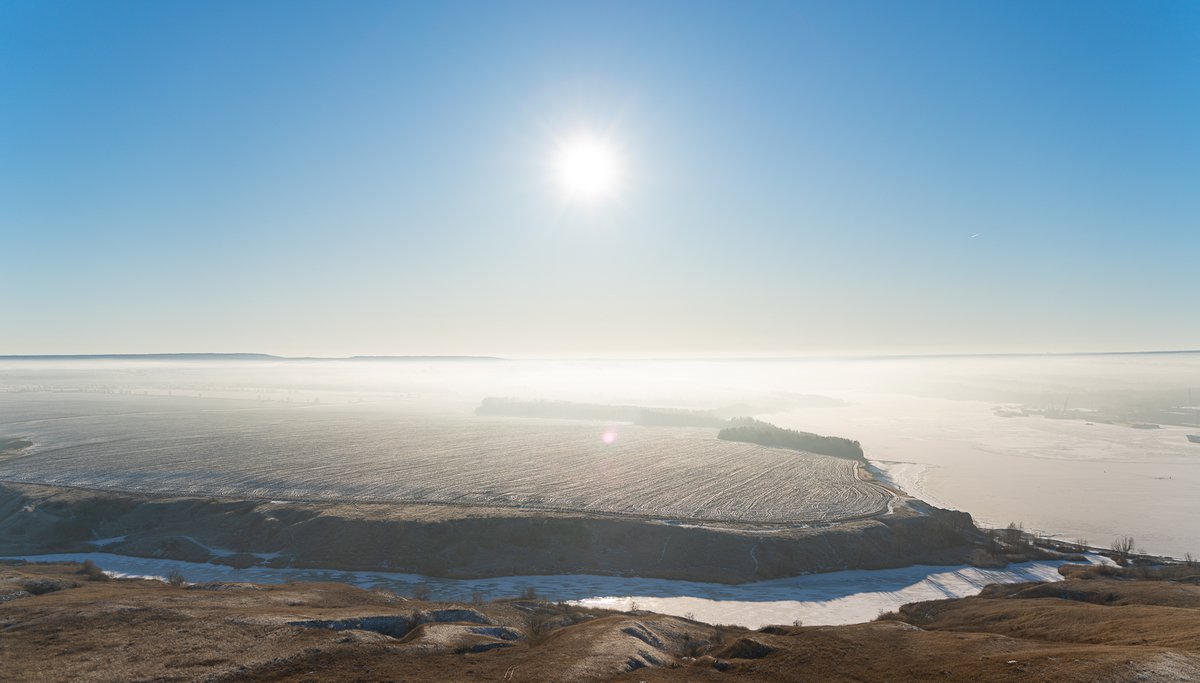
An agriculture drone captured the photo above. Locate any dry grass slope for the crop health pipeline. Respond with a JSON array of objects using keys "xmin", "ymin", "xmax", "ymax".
[{"xmin": 1, "ymin": 560, "xmax": 1198, "ymax": 682}]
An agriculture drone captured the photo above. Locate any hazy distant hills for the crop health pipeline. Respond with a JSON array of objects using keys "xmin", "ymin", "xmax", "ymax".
[
  {"xmin": 0, "ymin": 353, "xmax": 504, "ymax": 362},
  {"xmin": 1, "ymin": 350, "xmax": 1197, "ymax": 362}
]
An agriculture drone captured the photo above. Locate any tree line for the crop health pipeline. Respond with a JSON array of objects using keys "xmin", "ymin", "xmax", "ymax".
[{"xmin": 717, "ymin": 418, "xmax": 865, "ymax": 461}]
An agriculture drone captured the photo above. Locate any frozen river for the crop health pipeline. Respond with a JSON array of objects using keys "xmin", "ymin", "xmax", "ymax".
[
  {"xmin": 767, "ymin": 393, "xmax": 1200, "ymax": 558},
  {"xmin": 1, "ymin": 552, "xmax": 1103, "ymax": 629}
]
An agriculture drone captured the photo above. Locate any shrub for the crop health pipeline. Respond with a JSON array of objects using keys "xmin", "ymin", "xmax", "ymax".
[
  {"xmin": 679, "ymin": 631, "xmax": 709, "ymax": 657},
  {"xmin": 77, "ymin": 560, "xmax": 110, "ymax": 581},
  {"xmin": 524, "ymin": 608, "xmax": 553, "ymax": 646},
  {"xmin": 1111, "ymin": 536, "xmax": 1136, "ymax": 564},
  {"xmin": 1002, "ymin": 522, "xmax": 1024, "ymax": 546},
  {"xmin": 165, "ymin": 569, "xmax": 187, "ymax": 587},
  {"xmin": 19, "ymin": 578, "xmax": 77, "ymax": 595}
]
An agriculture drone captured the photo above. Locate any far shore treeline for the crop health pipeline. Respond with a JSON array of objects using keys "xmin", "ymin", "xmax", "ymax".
[
  {"xmin": 475, "ymin": 397, "xmax": 727, "ymax": 427},
  {"xmin": 718, "ymin": 418, "xmax": 865, "ymax": 462},
  {"xmin": 477, "ymin": 397, "xmax": 865, "ymax": 461}
]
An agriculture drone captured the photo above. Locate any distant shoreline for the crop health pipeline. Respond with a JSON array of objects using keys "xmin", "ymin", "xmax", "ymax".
[
  {"xmin": 0, "ymin": 353, "xmax": 504, "ymax": 362},
  {"xmin": 1, "ymin": 349, "xmax": 1198, "ymax": 362}
]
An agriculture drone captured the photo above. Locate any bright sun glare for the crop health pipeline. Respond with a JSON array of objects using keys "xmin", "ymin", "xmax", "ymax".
[{"xmin": 555, "ymin": 135, "xmax": 620, "ymax": 202}]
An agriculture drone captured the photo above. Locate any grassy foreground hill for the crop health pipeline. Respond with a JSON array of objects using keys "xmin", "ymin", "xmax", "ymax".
[{"xmin": 1, "ymin": 560, "xmax": 1197, "ymax": 682}]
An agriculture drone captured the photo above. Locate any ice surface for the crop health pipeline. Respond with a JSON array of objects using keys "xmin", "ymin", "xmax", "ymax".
[{"xmin": 0, "ymin": 552, "xmax": 1100, "ymax": 629}]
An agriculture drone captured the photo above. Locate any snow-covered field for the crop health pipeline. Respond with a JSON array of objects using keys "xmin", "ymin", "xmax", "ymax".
[
  {"xmin": 0, "ymin": 393, "xmax": 888, "ymax": 523},
  {"xmin": 0, "ymin": 551, "xmax": 1102, "ymax": 628},
  {"xmin": 3, "ymin": 354, "xmax": 1199, "ymax": 555}
]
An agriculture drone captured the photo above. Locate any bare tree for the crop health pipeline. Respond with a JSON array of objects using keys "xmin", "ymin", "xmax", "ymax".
[
  {"xmin": 1003, "ymin": 522, "xmax": 1024, "ymax": 546},
  {"xmin": 523, "ymin": 608, "xmax": 553, "ymax": 646},
  {"xmin": 1111, "ymin": 536, "xmax": 1136, "ymax": 564},
  {"xmin": 165, "ymin": 569, "xmax": 187, "ymax": 587}
]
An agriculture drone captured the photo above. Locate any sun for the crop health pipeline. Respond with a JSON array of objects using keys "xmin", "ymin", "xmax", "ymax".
[{"xmin": 554, "ymin": 134, "xmax": 620, "ymax": 203}]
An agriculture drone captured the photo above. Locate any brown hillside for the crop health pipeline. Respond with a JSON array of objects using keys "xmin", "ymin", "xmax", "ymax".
[{"xmin": 1, "ymin": 561, "xmax": 1198, "ymax": 682}]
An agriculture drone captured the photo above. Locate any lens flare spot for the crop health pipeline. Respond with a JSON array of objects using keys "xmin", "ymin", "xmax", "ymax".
[
  {"xmin": 601, "ymin": 430, "xmax": 617, "ymax": 444},
  {"xmin": 555, "ymin": 134, "xmax": 620, "ymax": 203}
]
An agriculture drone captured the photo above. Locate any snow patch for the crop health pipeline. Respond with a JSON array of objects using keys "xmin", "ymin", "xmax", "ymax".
[{"xmin": 0, "ymin": 551, "xmax": 1108, "ymax": 629}]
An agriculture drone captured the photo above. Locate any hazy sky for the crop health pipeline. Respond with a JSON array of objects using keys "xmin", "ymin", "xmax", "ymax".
[{"xmin": 3, "ymin": 1, "xmax": 1197, "ymax": 357}]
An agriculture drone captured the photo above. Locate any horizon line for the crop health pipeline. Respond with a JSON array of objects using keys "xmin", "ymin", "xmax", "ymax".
[{"xmin": 1, "ymin": 349, "xmax": 1199, "ymax": 363}]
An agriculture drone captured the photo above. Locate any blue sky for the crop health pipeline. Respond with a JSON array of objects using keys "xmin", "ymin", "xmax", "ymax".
[{"xmin": 2, "ymin": 1, "xmax": 1197, "ymax": 356}]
